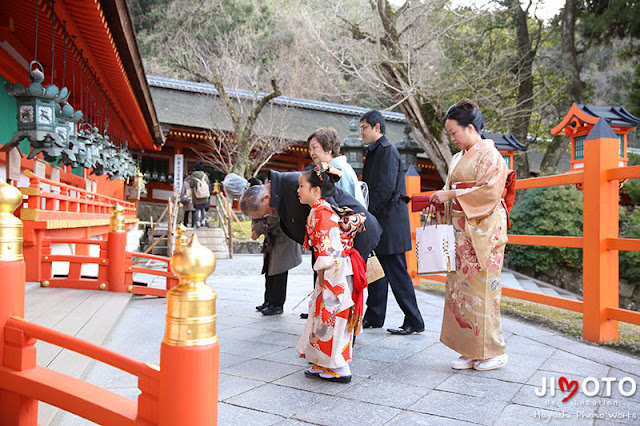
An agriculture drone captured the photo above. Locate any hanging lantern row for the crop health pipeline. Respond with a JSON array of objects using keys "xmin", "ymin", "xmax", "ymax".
[
  {"xmin": 1, "ymin": 0, "xmax": 136, "ymax": 181},
  {"xmin": 3, "ymin": 63, "xmax": 136, "ymax": 180}
]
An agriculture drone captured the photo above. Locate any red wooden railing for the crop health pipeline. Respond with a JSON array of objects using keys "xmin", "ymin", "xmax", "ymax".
[
  {"xmin": 39, "ymin": 238, "xmax": 179, "ymax": 297},
  {"xmin": 18, "ymin": 169, "xmax": 136, "ymax": 219},
  {"xmin": 0, "ymin": 182, "xmax": 220, "ymax": 425},
  {"xmin": 406, "ymin": 119, "xmax": 640, "ymax": 342},
  {"xmin": 128, "ymin": 252, "xmax": 180, "ymax": 297},
  {"xmin": 17, "ymin": 169, "xmax": 138, "ymax": 283},
  {"xmin": 1, "ymin": 317, "xmax": 159, "ymax": 425}
]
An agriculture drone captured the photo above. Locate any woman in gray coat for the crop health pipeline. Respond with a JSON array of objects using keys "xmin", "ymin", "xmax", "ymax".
[
  {"xmin": 180, "ymin": 175, "xmax": 195, "ymax": 227},
  {"xmin": 252, "ymin": 213, "xmax": 302, "ymax": 315}
]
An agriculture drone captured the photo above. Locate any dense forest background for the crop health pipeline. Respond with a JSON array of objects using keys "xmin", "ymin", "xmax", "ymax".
[{"xmin": 126, "ymin": 0, "xmax": 640, "ymax": 178}]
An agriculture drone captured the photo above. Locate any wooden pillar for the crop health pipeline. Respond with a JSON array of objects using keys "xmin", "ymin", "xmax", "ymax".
[
  {"xmin": 582, "ymin": 118, "xmax": 620, "ymax": 342},
  {"xmin": 0, "ymin": 182, "xmax": 37, "ymax": 425},
  {"xmin": 107, "ymin": 204, "xmax": 127, "ymax": 292},
  {"xmin": 405, "ymin": 166, "xmax": 421, "ymax": 286}
]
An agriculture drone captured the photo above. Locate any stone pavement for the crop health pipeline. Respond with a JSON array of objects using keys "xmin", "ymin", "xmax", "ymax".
[{"xmin": 44, "ymin": 254, "xmax": 640, "ymax": 425}]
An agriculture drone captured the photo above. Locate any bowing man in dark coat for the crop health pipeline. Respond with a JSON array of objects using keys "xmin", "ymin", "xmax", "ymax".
[
  {"xmin": 238, "ymin": 170, "xmax": 382, "ymax": 262},
  {"xmin": 360, "ymin": 110, "xmax": 425, "ymax": 335}
]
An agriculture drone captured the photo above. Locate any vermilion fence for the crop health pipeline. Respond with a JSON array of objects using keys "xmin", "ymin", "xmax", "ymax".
[
  {"xmin": 0, "ymin": 182, "xmax": 220, "ymax": 425},
  {"xmin": 406, "ymin": 119, "xmax": 640, "ymax": 342},
  {"xmin": 16, "ymin": 170, "xmax": 138, "ymax": 282},
  {"xmin": 39, "ymin": 237, "xmax": 179, "ymax": 297},
  {"xmin": 18, "ymin": 169, "xmax": 136, "ymax": 219}
]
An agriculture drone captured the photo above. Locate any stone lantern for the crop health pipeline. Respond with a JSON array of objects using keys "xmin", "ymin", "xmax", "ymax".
[
  {"xmin": 395, "ymin": 124, "xmax": 422, "ymax": 173},
  {"xmin": 551, "ymin": 104, "xmax": 640, "ymax": 171},
  {"xmin": 341, "ymin": 119, "xmax": 365, "ymax": 177}
]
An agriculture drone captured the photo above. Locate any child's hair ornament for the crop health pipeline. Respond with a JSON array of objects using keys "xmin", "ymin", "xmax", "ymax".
[{"xmin": 318, "ymin": 162, "xmax": 343, "ymax": 178}]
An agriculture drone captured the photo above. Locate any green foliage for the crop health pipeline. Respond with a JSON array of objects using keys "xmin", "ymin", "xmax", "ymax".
[
  {"xmin": 579, "ymin": 0, "xmax": 640, "ymax": 42},
  {"xmin": 507, "ymin": 182, "xmax": 640, "ymax": 285},
  {"xmin": 506, "ymin": 185, "xmax": 584, "ymax": 273},
  {"xmin": 620, "ymin": 206, "xmax": 640, "ymax": 284},
  {"xmin": 623, "ymin": 179, "xmax": 640, "ymax": 203}
]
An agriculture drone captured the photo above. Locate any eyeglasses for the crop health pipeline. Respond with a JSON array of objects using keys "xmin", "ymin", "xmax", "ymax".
[{"xmin": 359, "ymin": 124, "xmax": 370, "ymax": 132}]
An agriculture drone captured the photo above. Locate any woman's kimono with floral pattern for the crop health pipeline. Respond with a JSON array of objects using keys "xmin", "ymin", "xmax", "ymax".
[
  {"xmin": 296, "ymin": 199, "xmax": 355, "ymax": 368},
  {"xmin": 440, "ymin": 139, "xmax": 509, "ymax": 360}
]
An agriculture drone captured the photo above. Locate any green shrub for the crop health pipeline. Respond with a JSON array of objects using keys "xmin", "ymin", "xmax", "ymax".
[
  {"xmin": 506, "ymin": 185, "xmax": 584, "ymax": 274},
  {"xmin": 620, "ymin": 206, "xmax": 640, "ymax": 284}
]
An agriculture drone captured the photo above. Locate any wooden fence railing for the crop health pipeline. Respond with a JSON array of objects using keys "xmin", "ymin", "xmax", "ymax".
[
  {"xmin": 406, "ymin": 118, "xmax": 640, "ymax": 342},
  {"xmin": 0, "ymin": 182, "xmax": 220, "ymax": 425},
  {"xmin": 18, "ymin": 169, "xmax": 136, "ymax": 220},
  {"xmin": 16, "ymin": 170, "xmax": 138, "ymax": 282},
  {"xmin": 38, "ymin": 206, "xmax": 181, "ymax": 297}
]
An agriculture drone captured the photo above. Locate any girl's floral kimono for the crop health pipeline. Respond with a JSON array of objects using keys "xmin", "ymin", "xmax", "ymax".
[
  {"xmin": 296, "ymin": 199, "xmax": 365, "ymax": 369},
  {"xmin": 439, "ymin": 139, "xmax": 509, "ymax": 360}
]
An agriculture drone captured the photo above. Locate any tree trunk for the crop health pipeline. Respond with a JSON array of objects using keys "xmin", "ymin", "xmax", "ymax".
[
  {"xmin": 540, "ymin": 0, "xmax": 584, "ymax": 172},
  {"xmin": 508, "ymin": 0, "xmax": 534, "ymax": 179},
  {"xmin": 374, "ymin": 5, "xmax": 452, "ymax": 181},
  {"xmin": 232, "ymin": 132, "xmax": 251, "ymax": 178},
  {"xmin": 379, "ymin": 64, "xmax": 452, "ymax": 180}
]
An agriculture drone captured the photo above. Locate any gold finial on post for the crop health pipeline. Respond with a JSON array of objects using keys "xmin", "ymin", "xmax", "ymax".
[
  {"xmin": 212, "ymin": 180, "xmax": 221, "ymax": 194},
  {"xmin": 110, "ymin": 203, "xmax": 126, "ymax": 233},
  {"xmin": 164, "ymin": 235, "xmax": 217, "ymax": 346},
  {"xmin": 133, "ymin": 168, "xmax": 145, "ymax": 188},
  {"xmin": 174, "ymin": 224, "xmax": 189, "ymax": 252},
  {"xmin": 0, "ymin": 182, "xmax": 24, "ymax": 262}
]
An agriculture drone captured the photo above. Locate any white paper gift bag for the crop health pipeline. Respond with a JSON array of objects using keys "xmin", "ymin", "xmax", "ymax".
[{"xmin": 416, "ymin": 223, "xmax": 457, "ymax": 275}]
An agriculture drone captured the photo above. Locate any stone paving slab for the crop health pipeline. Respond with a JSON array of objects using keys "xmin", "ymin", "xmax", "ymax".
[
  {"xmin": 45, "ymin": 254, "xmax": 640, "ymax": 425},
  {"xmin": 408, "ymin": 389, "xmax": 509, "ymax": 425}
]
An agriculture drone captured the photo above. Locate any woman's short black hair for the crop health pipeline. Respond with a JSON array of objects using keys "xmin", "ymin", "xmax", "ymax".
[
  {"xmin": 302, "ymin": 164, "xmax": 341, "ymax": 199},
  {"xmin": 444, "ymin": 99, "xmax": 484, "ymax": 132}
]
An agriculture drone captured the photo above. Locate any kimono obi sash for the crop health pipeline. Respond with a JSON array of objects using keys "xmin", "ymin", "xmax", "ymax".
[
  {"xmin": 451, "ymin": 181, "xmax": 476, "ymax": 211},
  {"xmin": 452, "ymin": 181, "xmax": 512, "ymax": 227}
]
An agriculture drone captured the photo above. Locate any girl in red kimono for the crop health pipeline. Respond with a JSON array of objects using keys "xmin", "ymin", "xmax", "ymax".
[{"xmin": 296, "ymin": 163, "xmax": 366, "ymax": 383}]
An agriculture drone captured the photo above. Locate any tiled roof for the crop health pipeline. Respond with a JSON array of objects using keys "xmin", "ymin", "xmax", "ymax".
[
  {"xmin": 577, "ymin": 105, "xmax": 640, "ymax": 127},
  {"xmin": 482, "ymin": 133, "xmax": 527, "ymax": 151},
  {"xmin": 147, "ymin": 75, "xmax": 407, "ymax": 123}
]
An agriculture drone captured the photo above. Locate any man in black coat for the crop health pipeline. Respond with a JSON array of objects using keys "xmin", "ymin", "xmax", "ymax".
[
  {"xmin": 238, "ymin": 170, "xmax": 382, "ymax": 262},
  {"xmin": 360, "ymin": 110, "xmax": 425, "ymax": 335}
]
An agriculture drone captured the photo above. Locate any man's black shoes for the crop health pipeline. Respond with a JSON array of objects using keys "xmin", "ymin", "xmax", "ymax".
[
  {"xmin": 256, "ymin": 303, "xmax": 268, "ymax": 312},
  {"xmin": 362, "ymin": 320, "xmax": 383, "ymax": 329},
  {"xmin": 387, "ymin": 326, "xmax": 424, "ymax": 335},
  {"xmin": 262, "ymin": 306, "xmax": 284, "ymax": 316}
]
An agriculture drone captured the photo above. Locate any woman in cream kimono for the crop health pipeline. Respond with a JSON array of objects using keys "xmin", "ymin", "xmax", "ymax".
[{"xmin": 429, "ymin": 99, "xmax": 509, "ymax": 371}]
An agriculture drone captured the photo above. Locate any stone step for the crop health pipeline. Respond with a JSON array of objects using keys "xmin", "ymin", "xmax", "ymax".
[
  {"xmin": 504, "ymin": 268, "xmax": 583, "ymax": 301},
  {"xmin": 517, "ymin": 279, "xmax": 542, "ymax": 293},
  {"xmin": 539, "ymin": 286, "xmax": 560, "ymax": 297},
  {"xmin": 501, "ymin": 272, "xmax": 523, "ymax": 290},
  {"xmin": 197, "ymin": 239, "xmax": 228, "ymax": 246}
]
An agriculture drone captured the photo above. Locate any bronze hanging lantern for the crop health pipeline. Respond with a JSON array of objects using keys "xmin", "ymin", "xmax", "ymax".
[
  {"xmin": 90, "ymin": 132, "xmax": 110, "ymax": 176},
  {"xmin": 75, "ymin": 123, "xmax": 96, "ymax": 169},
  {"xmin": 2, "ymin": 61, "xmax": 65, "ymax": 158},
  {"xmin": 57, "ymin": 100, "xmax": 83, "ymax": 166},
  {"xmin": 58, "ymin": 20, "xmax": 83, "ymax": 168}
]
